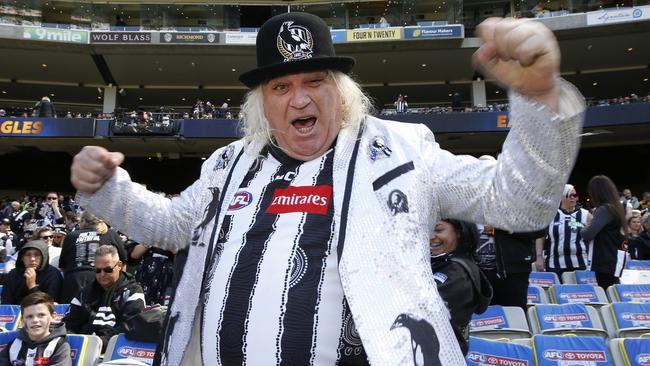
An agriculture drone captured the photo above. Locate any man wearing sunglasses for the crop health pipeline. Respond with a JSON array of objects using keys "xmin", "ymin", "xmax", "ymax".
[
  {"xmin": 35, "ymin": 193, "xmax": 64, "ymax": 228},
  {"xmin": 63, "ymin": 245, "xmax": 145, "ymax": 351},
  {"xmin": 536, "ymin": 184, "xmax": 592, "ymax": 277}
]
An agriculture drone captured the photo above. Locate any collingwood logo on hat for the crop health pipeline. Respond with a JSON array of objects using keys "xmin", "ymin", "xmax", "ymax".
[{"xmin": 277, "ymin": 21, "xmax": 313, "ymax": 61}]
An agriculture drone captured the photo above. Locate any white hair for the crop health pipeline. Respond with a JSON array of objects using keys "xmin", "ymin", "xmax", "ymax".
[
  {"xmin": 563, "ymin": 184, "xmax": 575, "ymax": 198},
  {"xmin": 238, "ymin": 71, "xmax": 373, "ymax": 148}
]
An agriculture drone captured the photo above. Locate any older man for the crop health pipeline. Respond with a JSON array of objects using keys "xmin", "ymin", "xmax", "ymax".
[
  {"xmin": 63, "ymin": 245, "xmax": 145, "ymax": 350},
  {"xmin": 70, "ymin": 12, "xmax": 584, "ymax": 365}
]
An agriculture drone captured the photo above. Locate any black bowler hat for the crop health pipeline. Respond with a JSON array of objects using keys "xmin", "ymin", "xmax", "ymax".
[{"xmin": 239, "ymin": 12, "xmax": 355, "ymax": 88}]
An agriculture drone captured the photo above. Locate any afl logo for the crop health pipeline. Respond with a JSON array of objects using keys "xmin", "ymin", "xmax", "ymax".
[{"xmin": 229, "ymin": 191, "xmax": 253, "ymax": 210}]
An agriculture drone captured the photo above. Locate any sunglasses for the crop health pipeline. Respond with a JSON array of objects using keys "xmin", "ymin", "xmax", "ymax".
[
  {"xmin": 40, "ymin": 235, "xmax": 53, "ymax": 240},
  {"xmin": 93, "ymin": 264, "xmax": 118, "ymax": 274},
  {"xmin": 47, "ymin": 197, "xmax": 57, "ymax": 200}
]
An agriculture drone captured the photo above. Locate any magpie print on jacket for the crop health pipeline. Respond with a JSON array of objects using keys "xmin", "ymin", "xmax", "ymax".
[{"xmin": 390, "ymin": 313, "xmax": 441, "ymax": 366}]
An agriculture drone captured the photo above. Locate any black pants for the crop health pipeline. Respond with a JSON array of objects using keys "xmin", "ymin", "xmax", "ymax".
[
  {"xmin": 485, "ymin": 270, "xmax": 530, "ymax": 310},
  {"xmin": 595, "ymin": 271, "xmax": 619, "ymax": 291}
]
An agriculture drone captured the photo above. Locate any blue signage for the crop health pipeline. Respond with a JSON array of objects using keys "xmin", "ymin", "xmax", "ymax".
[
  {"xmin": 331, "ymin": 30, "xmax": 346, "ymax": 44},
  {"xmin": 403, "ymin": 25, "xmax": 464, "ymax": 39},
  {"xmin": 0, "ymin": 118, "xmax": 95, "ymax": 137},
  {"xmin": 179, "ymin": 119, "xmax": 241, "ymax": 138}
]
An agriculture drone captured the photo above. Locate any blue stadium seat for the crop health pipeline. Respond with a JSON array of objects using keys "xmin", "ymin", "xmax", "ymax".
[
  {"xmin": 0, "ymin": 305, "xmax": 21, "ymax": 331},
  {"xmin": 466, "ymin": 336, "xmax": 533, "ymax": 365},
  {"xmin": 0, "ymin": 330, "xmax": 18, "ymax": 353},
  {"xmin": 600, "ymin": 302, "xmax": 650, "ymax": 338},
  {"xmin": 607, "ymin": 284, "xmax": 650, "ymax": 303},
  {"xmin": 609, "ymin": 337, "xmax": 650, "ymax": 366},
  {"xmin": 532, "ymin": 334, "xmax": 612, "ymax": 365},
  {"xmin": 53, "ymin": 304, "xmax": 70, "ymax": 323},
  {"xmin": 67, "ymin": 334, "xmax": 102, "ymax": 366},
  {"xmin": 528, "ymin": 303, "xmax": 607, "ymax": 338},
  {"xmin": 104, "ymin": 333, "xmax": 157, "ymax": 365},
  {"xmin": 528, "ymin": 285, "xmax": 550, "ymax": 305},
  {"xmin": 529, "ymin": 272, "xmax": 560, "ymax": 288},
  {"xmin": 626, "ymin": 260, "xmax": 650, "ymax": 270},
  {"xmin": 549, "ymin": 284, "xmax": 608, "ymax": 306},
  {"xmin": 561, "ymin": 270, "xmax": 598, "ymax": 285},
  {"xmin": 470, "ymin": 305, "xmax": 532, "ymax": 340}
]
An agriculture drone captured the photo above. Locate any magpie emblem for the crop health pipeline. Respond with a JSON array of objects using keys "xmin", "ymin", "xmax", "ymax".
[
  {"xmin": 387, "ymin": 189, "xmax": 409, "ymax": 215},
  {"xmin": 390, "ymin": 313, "xmax": 441, "ymax": 366},
  {"xmin": 369, "ymin": 136, "xmax": 392, "ymax": 161},
  {"xmin": 214, "ymin": 145, "xmax": 235, "ymax": 171},
  {"xmin": 277, "ymin": 21, "xmax": 314, "ymax": 61}
]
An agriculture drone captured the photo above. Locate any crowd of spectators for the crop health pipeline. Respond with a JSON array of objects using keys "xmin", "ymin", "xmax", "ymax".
[{"xmin": 0, "ymin": 192, "xmax": 175, "ymax": 351}]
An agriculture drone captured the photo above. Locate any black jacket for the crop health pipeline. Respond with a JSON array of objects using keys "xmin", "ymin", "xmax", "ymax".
[
  {"xmin": 630, "ymin": 232, "xmax": 650, "ymax": 260},
  {"xmin": 0, "ymin": 240, "xmax": 62, "ymax": 304},
  {"xmin": 582, "ymin": 206, "xmax": 626, "ymax": 276},
  {"xmin": 431, "ymin": 253, "xmax": 492, "ymax": 354},
  {"xmin": 0, "ymin": 322, "xmax": 71, "ymax": 366},
  {"xmin": 59, "ymin": 228, "xmax": 127, "ymax": 274},
  {"xmin": 494, "ymin": 229, "xmax": 546, "ymax": 277},
  {"xmin": 63, "ymin": 272, "xmax": 145, "ymax": 349}
]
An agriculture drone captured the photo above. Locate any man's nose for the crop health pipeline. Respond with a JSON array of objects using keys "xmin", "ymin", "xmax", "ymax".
[{"xmin": 289, "ymin": 87, "xmax": 311, "ymax": 109}]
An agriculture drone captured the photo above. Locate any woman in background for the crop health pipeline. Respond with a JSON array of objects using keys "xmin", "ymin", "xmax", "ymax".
[{"xmin": 582, "ymin": 175, "xmax": 628, "ymax": 289}]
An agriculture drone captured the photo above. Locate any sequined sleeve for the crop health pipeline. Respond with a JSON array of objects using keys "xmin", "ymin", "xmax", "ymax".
[
  {"xmin": 76, "ymin": 156, "xmax": 213, "ymax": 252},
  {"xmin": 426, "ymin": 79, "xmax": 585, "ymax": 232}
]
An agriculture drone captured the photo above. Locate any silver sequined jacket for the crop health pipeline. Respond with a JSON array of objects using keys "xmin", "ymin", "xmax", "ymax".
[{"xmin": 77, "ymin": 82, "xmax": 585, "ymax": 365}]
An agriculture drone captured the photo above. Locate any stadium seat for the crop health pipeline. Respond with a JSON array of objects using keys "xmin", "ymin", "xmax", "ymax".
[
  {"xmin": 528, "ymin": 303, "xmax": 608, "ymax": 338},
  {"xmin": 528, "ymin": 285, "xmax": 550, "ymax": 305},
  {"xmin": 609, "ymin": 337, "xmax": 650, "ymax": 366},
  {"xmin": 469, "ymin": 305, "xmax": 532, "ymax": 340},
  {"xmin": 601, "ymin": 302, "xmax": 650, "ymax": 338},
  {"xmin": 0, "ymin": 305, "xmax": 21, "ymax": 331},
  {"xmin": 561, "ymin": 270, "xmax": 598, "ymax": 285},
  {"xmin": 607, "ymin": 283, "xmax": 650, "ymax": 303},
  {"xmin": 67, "ymin": 334, "xmax": 102, "ymax": 366},
  {"xmin": 529, "ymin": 272, "xmax": 560, "ymax": 288},
  {"xmin": 0, "ymin": 330, "xmax": 18, "ymax": 353},
  {"xmin": 549, "ymin": 284, "xmax": 608, "ymax": 306},
  {"xmin": 466, "ymin": 336, "xmax": 533, "ymax": 365},
  {"xmin": 626, "ymin": 260, "xmax": 650, "ymax": 270},
  {"xmin": 53, "ymin": 304, "xmax": 70, "ymax": 322},
  {"xmin": 532, "ymin": 334, "xmax": 612, "ymax": 365},
  {"xmin": 104, "ymin": 333, "xmax": 157, "ymax": 365}
]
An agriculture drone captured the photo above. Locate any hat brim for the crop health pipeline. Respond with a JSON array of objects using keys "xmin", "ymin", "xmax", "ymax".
[{"xmin": 239, "ymin": 56, "xmax": 355, "ymax": 88}]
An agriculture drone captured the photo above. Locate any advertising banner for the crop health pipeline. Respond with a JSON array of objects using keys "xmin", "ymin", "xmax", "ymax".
[
  {"xmin": 159, "ymin": 32, "xmax": 219, "ymax": 44},
  {"xmin": 91, "ymin": 31, "xmax": 152, "ymax": 43},
  {"xmin": 224, "ymin": 32, "xmax": 257, "ymax": 45},
  {"xmin": 346, "ymin": 28, "xmax": 402, "ymax": 42},
  {"xmin": 587, "ymin": 5, "xmax": 650, "ymax": 25},
  {"xmin": 0, "ymin": 118, "xmax": 95, "ymax": 137},
  {"xmin": 403, "ymin": 24, "xmax": 464, "ymax": 39},
  {"xmin": 22, "ymin": 26, "xmax": 88, "ymax": 44}
]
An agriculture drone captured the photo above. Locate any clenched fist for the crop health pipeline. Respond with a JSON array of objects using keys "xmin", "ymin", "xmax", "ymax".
[
  {"xmin": 473, "ymin": 17, "xmax": 560, "ymax": 112},
  {"xmin": 70, "ymin": 146, "xmax": 125, "ymax": 194}
]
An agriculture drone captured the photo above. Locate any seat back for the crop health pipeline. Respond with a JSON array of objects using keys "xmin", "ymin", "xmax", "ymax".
[
  {"xmin": 626, "ymin": 260, "xmax": 650, "ymax": 270},
  {"xmin": 561, "ymin": 271, "xmax": 577, "ymax": 284},
  {"xmin": 470, "ymin": 305, "xmax": 531, "ymax": 340},
  {"xmin": 104, "ymin": 333, "xmax": 157, "ymax": 365},
  {"xmin": 532, "ymin": 334, "xmax": 612, "ymax": 365},
  {"xmin": 0, "ymin": 305, "xmax": 21, "ymax": 331},
  {"xmin": 610, "ymin": 337, "xmax": 650, "ymax": 366},
  {"xmin": 466, "ymin": 337, "xmax": 533, "ymax": 365},
  {"xmin": 53, "ymin": 304, "xmax": 70, "ymax": 323},
  {"xmin": 528, "ymin": 285, "xmax": 550, "ymax": 305},
  {"xmin": 528, "ymin": 303, "xmax": 607, "ymax": 338},
  {"xmin": 0, "ymin": 330, "xmax": 19, "ymax": 353},
  {"xmin": 529, "ymin": 272, "xmax": 560, "ymax": 288},
  {"xmin": 601, "ymin": 302, "xmax": 650, "ymax": 338},
  {"xmin": 67, "ymin": 334, "xmax": 102, "ymax": 366},
  {"xmin": 549, "ymin": 284, "xmax": 608, "ymax": 306},
  {"xmin": 608, "ymin": 284, "xmax": 650, "ymax": 303}
]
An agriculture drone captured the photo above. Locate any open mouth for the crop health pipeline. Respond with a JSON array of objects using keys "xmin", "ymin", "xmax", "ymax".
[{"xmin": 291, "ymin": 116, "xmax": 317, "ymax": 134}]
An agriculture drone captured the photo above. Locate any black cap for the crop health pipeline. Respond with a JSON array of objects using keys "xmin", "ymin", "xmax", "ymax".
[
  {"xmin": 239, "ymin": 12, "xmax": 355, "ymax": 88},
  {"xmin": 0, "ymin": 218, "xmax": 9, "ymax": 225}
]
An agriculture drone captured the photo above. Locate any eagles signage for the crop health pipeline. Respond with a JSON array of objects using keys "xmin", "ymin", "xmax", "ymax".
[
  {"xmin": 0, "ymin": 118, "xmax": 95, "ymax": 137},
  {"xmin": 22, "ymin": 26, "xmax": 88, "ymax": 44},
  {"xmin": 91, "ymin": 32, "xmax": 152, "ymax": 43},
  {"xmin": 346, "ymin": 28, "xmax": 402, "ymax": 42},
  {"xmin": 403, "ymin": 25, "xmax": 464, "ymax": 39},
  {"xmin": 159, "ymin": 32, "xmax": 219, "ymax": 44}
]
